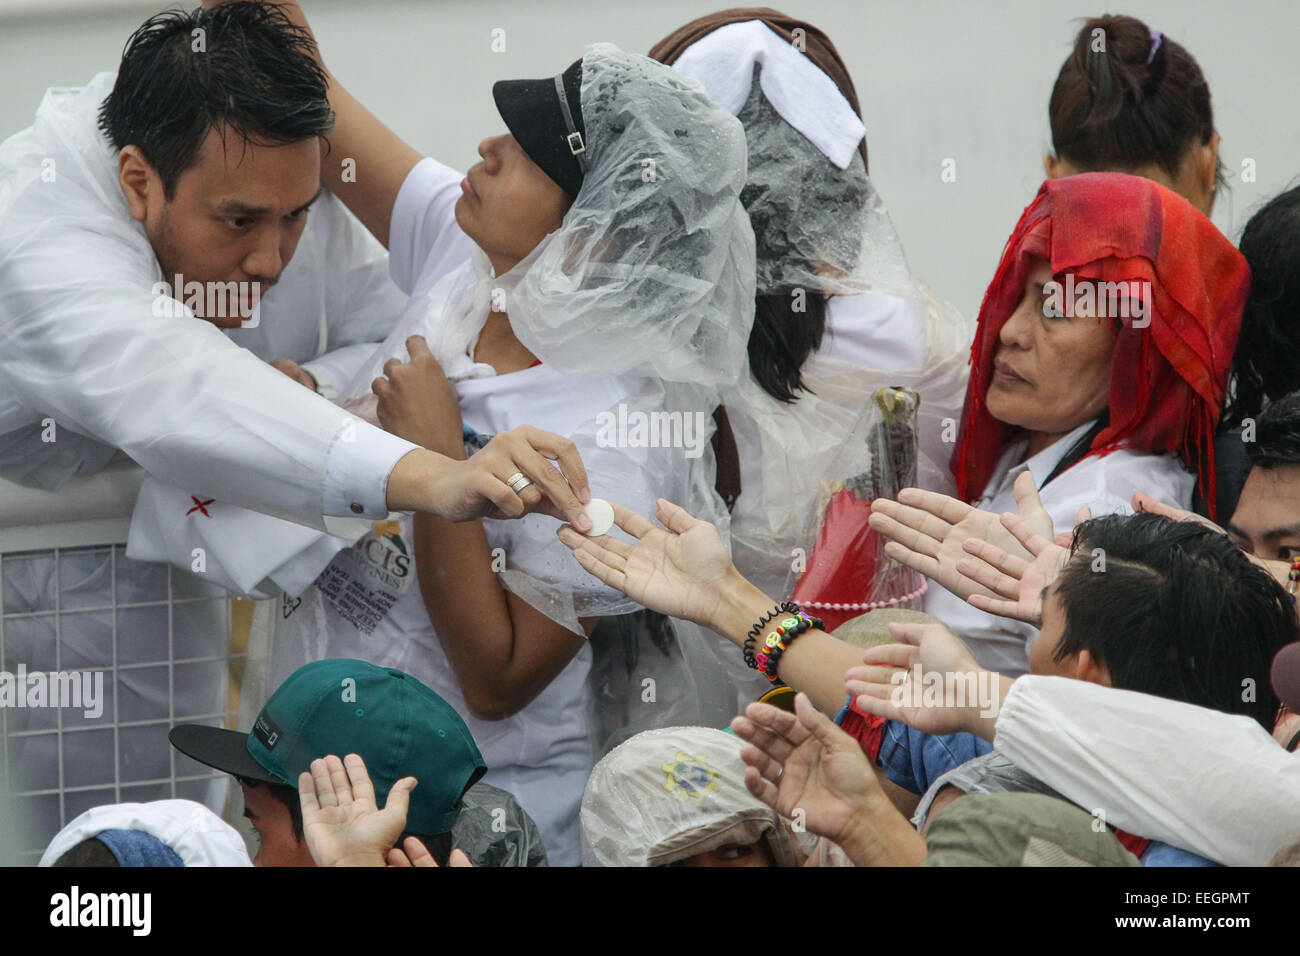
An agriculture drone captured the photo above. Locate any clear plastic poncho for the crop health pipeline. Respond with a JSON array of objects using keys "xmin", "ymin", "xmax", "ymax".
[
  {"xmin": 580, "ymin": 726, "xmax": 804, "ymax": 867},
  {"xmin": 735, "ymin": 73, "xmax": 914, "ymax": 301},
  {"xmin": 673, "ymin": 72, "xmax": 974, "ymax": 708},
  {"xmin": 495, "ymin": 43, "xmax": 756, "ymax": 388},
  {"xmin": 331, "ymin": 43, "xmax": 755, "ymax": 636},
  {"xmin": 270, "ymin": 46, "xmax": 757, "ymax": 767}
]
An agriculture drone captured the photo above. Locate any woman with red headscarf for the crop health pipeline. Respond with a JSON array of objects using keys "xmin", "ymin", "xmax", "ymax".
[
  {"xmin": 868, "ymin": 171, "xmax": 1247, "ymax": 674},
  {"xmin": 558, "ymin": 172, "xmax": 1248, "ymax": 696}
]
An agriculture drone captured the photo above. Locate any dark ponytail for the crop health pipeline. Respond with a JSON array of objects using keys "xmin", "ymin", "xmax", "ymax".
[{"xmin": 1049, "ymin": 15, "xmax": 1221, "ymax": 188}]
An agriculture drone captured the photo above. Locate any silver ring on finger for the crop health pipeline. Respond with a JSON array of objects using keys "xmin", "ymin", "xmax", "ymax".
[{"xmin": 506, "ymin": 472, "xmax": 532, "ymax": 494}]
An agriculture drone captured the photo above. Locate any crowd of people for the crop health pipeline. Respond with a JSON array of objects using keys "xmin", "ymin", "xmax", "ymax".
[{"xmin": 4, "ymin": 1, "xmax": 1299, "ymax": 869}]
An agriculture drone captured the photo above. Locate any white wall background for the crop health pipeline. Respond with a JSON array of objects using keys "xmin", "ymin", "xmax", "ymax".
[{"xmin": 1, "ymin": 0, "xmax": 1298, "ymax": 317}]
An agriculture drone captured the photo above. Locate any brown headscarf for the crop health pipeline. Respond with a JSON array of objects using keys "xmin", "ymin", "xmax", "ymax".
[{"xmin": 649, "ymin": 7, "xmax": 868, "ymax": 171}]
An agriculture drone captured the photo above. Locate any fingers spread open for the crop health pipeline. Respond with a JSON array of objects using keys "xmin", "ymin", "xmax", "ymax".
[
  {"xmin": 998, "ymin": 512, "xmax": 1052, "ymax": 557},
  {"xmin": 567, "ymin": 541, "xmax": 627, "ymax": 592},
  {"xmin": 962, "ymin": 536, "xmax": 1028, "ymax": 577},
  {"xmin": 868, "ymin": 506, "xmax": 949, "ymax": 558}
]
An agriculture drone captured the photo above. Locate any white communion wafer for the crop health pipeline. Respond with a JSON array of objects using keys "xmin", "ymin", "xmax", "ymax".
[{"xmin": 583, "ymin": 498, "xmax": 615, "ymax": 537}]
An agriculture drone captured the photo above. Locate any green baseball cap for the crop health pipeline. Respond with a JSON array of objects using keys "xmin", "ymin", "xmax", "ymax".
[{"xmin": 170, "ymin": 659, "xmax": 486, "ymax": 835}]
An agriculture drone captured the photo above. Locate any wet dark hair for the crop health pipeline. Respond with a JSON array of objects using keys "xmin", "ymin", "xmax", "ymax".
[
  {"xmin": 1054, "ymin": 512, "xmax": 1295, "ymax": 730},
  {"xmin": 1246, "ymin": 389, "xmax": 1300, "ymax": 470},
  {"xmin": 1048, "ymin": 15, "xmax": 1223, "ymax": 190},
  {"xmin": 748, "ymin": 293, "xmax": 827, "ymax": 403},
  {"xmin": 98, "ymin": 3, "xmax": 334, "ymax": 199},
  {"xmin": 240, "ymin": 778, "xmax": 304, "ymax": 841},
  {"xmin": 52, "ymin": 837, "xmax": 119, "ymax": 867},
  {"xmin": 1225, "ymin": 187, "xmax": 1300, "ymax": 428}
]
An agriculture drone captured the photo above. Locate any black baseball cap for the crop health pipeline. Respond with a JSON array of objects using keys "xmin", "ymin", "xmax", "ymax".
[
  {"xmin": 492, "ymin": 57, "xmax": 587, "ymax": 197},
  {"xmin": 169, "ymin": 659, "xmax": 486, "ymax": 835}
]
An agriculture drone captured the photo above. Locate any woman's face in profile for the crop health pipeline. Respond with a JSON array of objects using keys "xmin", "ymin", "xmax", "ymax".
[
  {"xmin": 985, "ymin": 257, "xmax": 1116, "ymax": 438},
  {"xmin": 454, "ymin": 133, "xmax": 571, "ymax": 271}
]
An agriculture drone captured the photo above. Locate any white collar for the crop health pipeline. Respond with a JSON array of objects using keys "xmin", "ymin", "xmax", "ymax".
[{"xmin": 988, "ymin": 420, "xmax": 1098, "ymax": 498}]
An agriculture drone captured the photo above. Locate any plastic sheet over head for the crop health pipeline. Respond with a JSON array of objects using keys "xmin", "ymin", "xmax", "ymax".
[
  {"xmin": 737, "ymin": 76, "xmax": 912, "ymax": 300},
  {"xmin": 449, "ymin": 782, "xmax": 550, "ymax": 867},
  {"xmin": 580, "ymin": 726, "xmax": 803, "ymax": 866},
  {"xmin": 499, "ymin": 43, "xmax": 756, "ymax": 388}
]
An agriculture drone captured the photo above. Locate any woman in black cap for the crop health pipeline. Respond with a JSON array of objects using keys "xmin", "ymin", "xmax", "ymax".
[{"xmin": 206, "ymin": 3, "xmax": 756, "ymax": 868}]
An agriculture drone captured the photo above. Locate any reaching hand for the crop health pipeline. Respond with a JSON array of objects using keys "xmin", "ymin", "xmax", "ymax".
[
  {"xmin": 843, "ymin": 620, "xmax": 999, "ymax": 737},
  {"xmin": 270, "ymin": 358, "xmax": 317, "ymax": 391},
  {"xmin": 425, "ymin": 425, "xmax": 593, "ymax": 530},
  {"xmin": 1132, "ymin": 492, "xmax": 1225, "ymax": 535},
  {"xmin": 298, "ymin": 753, "xmax": 415, "ymax": 867},
  {"xmin": 954, "ymin": 491, "xmax": 1082, "ymax": 627},
  {"xmin": 868, "ymin": 474, "xmax": 1050, "ymax": 604},
  {"xmin": 731, "ymin": 694, "xmax": 881, "ymax": 848},
  {"xmin": 386, "ymin": 841, "xmax": 474, "ymax": 868},
  {"xmin": 557, "ymin": 498, "xmax": 736, "ymax": 629}
]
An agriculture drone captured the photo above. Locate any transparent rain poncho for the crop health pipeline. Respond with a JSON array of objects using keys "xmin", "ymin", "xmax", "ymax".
[
  {"xmin": 332, "ymin": 43, "xmax": 755, "ymax": 636},
  {"xmin": 662, "ymin": 55, "xmax": 974, "ymax": 706},
  {"xmin": 493, "ymin": 43, "xmax": 756, "ymax": 388},
  {"xmin": 735, "ymin": 72, "xmax": 914, "ymax": 301},
  {"xmin": 580, "ymin": 726, "xmax": 805, "ymax": 867}
]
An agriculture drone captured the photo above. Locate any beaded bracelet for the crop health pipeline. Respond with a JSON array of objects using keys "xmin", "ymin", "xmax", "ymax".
[
  {"xmin": 753, "ymin": 610, "xmax": 825, "ymax": 683},
  {"xmin": 743, "ymin": 601, "xmax": 798, "ymax": 670}
]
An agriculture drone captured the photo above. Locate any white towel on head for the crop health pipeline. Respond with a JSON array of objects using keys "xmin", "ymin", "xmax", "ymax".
[
  {"xmin": 39, "ymin": 799, "xmax": 253, "ymax": 867},
  {"xmin": 670, "ymin": 19, "xmax": 866, "ymax": 170}
]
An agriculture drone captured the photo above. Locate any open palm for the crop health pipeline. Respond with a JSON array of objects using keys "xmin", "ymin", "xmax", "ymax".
[
  {"xmin": 558, "ymin": 498, "xmax": 736, "ymax": 628},
  {"xmin": 844, "ymin": 620, "xmax": 987, "ymax": 736},
  {"xmin": 955, "ymin": 479, "xmax": 1086, "ymax": 626},
  {"xmin": 868, "ymin": 480, "xmax": 1045, "ymax": 603},
  {"xmin": 732, "ymin": 695, "xmax": 880, "ymax": 847},
  {"xmin": 298, "ymin": 754, "xmax": 415, "ymax": 868}
]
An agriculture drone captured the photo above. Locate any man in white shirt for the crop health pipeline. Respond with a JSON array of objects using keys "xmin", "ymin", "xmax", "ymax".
[{"xmin": 0, "ymin": 3, "xmax": 588, "ymax": 532}]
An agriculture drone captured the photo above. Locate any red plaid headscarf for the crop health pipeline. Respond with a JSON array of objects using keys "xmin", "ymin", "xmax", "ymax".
[{"xmin": 952, "ymin": 173, "xmax": 1249, "ymax": 520}]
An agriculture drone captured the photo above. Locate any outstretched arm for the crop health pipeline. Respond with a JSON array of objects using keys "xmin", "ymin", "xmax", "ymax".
[
  {"xmin": 206, "ymin": 0, "xmax": 421, "ymax": 247},
  {"xmin": 558, "ymin": 499, "xmax": 870, "ymax": 717}
]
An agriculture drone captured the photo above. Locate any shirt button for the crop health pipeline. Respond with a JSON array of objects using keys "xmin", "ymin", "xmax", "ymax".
[{"xmin": 350, "ymin": 502, "xmax": 364, "ymax": 514}]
